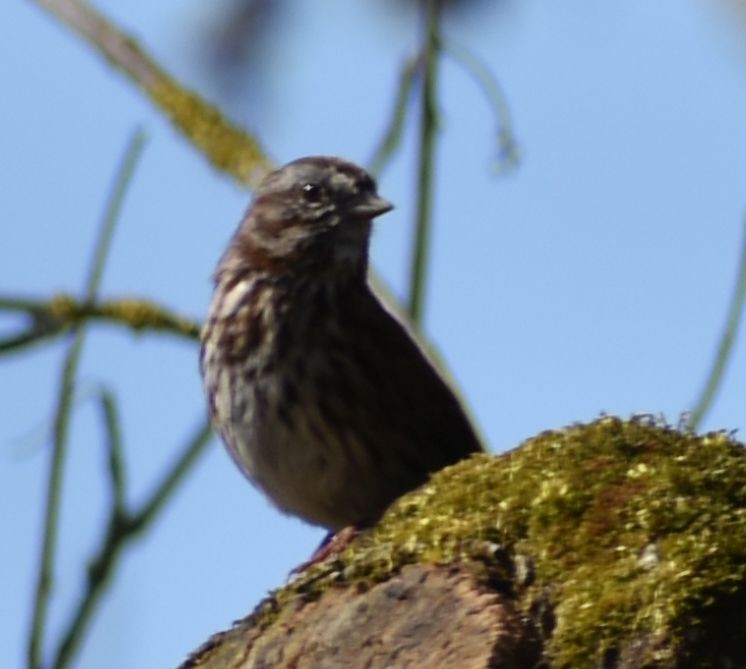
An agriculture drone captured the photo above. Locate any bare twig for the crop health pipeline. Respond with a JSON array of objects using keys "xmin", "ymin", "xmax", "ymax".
[
  {"xmin": 689, "ymin": 222, "xmax": 746, "ymax": 430},
  {"xmin": 1, "ymin": 297, "xmax": 77, "ymax": 354},
  {"xmin": 130, "ymin": 421, "xmax": 213, "ymax": 531},
  {"xmin": 368, "ymin": 57, "xmax": 419, "ymax": 178},
  {"xmin": 442, "ymin": 39, "xmax": 520, "ymax": 174},
  {"xmin": 51, "ymin": 418, "xmax": 213, "ymax": 669},
  {"xmin": 408, "ymin": 0, "xmax": 442, "ymax": 324},
  {"xmin": 99, "ymin": 389, "xmax": 126, "ymax": 514},
  {"xmin": 31, "ymin": 0, "xmax": 272, "ymax": 186},
  {"xmin": 0, "ymin": 329, "xmax": 60, "ymax": 355},
  {"xmin": 27, "ymin": 128, "xmax": 147, "ymax": 669}
]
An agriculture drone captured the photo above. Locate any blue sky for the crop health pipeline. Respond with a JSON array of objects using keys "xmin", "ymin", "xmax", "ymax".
[{"xmin": 3, "ymin": 1, "xmax": 746, "ymax": 667}]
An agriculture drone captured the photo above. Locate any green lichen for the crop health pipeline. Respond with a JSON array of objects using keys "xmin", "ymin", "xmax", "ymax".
[
  {"xmin": 48, "ymin": 294, "xmax": 201, "ymax": 339},
  {"xmin": 263, "ymin": 417, "xmax": 745, "ymax": 667},
  {"xmin": 150, "ymin": 80, "xmax": 273, "ymax": 187}
]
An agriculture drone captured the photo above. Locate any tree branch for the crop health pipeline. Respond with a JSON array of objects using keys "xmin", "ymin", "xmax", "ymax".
[
  {"xmin": 51, "ymin": 418, "xmax": 213, "ymax": 669},
  {"xmin": 368, "ymin": 56, "xmax": 419, "ymax": 178},
  {"xmin": 27, "ymin": 128, "xmax": 147, "ymax": 669},
  {"xmin": 689, "ymin": 220, "xmax": 746, "ymax": 429},
  {"xmin": 1, "ymin": 294, "xmax": 200, "ymax": 357},
  {"xmin": 31, "ymin": 0, "xmax": 273, "ymax": 186},
  {"xmin": 408, "ymin": 0, "xmax": 442, "ymax": 324}
]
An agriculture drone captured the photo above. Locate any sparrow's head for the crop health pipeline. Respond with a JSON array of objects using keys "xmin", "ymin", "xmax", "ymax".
[{"xmin": 222, "ymin": 156, "xmax": 393, "ymax": 277}]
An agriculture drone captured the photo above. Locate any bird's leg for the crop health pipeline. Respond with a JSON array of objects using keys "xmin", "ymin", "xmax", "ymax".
[{"xmin": 291, "ymin": 526, "xmax": 360, "ymax": 573}]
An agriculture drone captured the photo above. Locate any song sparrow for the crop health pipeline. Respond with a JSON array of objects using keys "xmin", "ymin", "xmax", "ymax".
[{"xmin": 200, "ymin": 156, "xmax": 482, "ymax": 532}]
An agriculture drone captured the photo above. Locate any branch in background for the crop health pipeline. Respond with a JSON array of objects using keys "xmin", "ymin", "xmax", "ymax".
[
  {"xmin": 372, "ymin": 30, "xmax": 519, "ymax": 325},
  {"xmin": 51, "ymin": 405, "xmax": 213, "ymax": 669},
  {"xmin": 0, "ymin": 294, "xmax": 201, "ymax": 355},
  {"xmin": 442, "ymin": 39, "xmax": 520, "ymax": 174},
  {"xmin": 689, "ymin": 221, "xmax": 746, "ymax": 430},
  {"xmin": 99, "ymin": 389, "xmax": 126, "ymax": 515},
  {"xmin": 27, "ymin": 129, "xmax": 147, "ymax": 669},
  {"xmin": 368, "ymin": 56, "xmax": 419, "ymax": 178},
  {"xmin": 31, "ymin": 0, "xmax": 273, "ymax": 186},
  {"xmin": 408, "ymin": 0, "xmax": 442, "ymax": 324}
]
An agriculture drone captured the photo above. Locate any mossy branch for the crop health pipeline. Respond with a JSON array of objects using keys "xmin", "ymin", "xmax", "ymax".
[
  {"xmin": 0, "ymin": 294, "xmax": 201, "ymax": 355},
  {"xmin": 32, "ymin": 0, "xmax": 273, "ymax": 186}
]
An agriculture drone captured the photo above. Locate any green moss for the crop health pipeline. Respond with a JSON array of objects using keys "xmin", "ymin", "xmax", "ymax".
[{"xmin": 266, "ymin": 417, "xmax": 746, "ymax": 666}]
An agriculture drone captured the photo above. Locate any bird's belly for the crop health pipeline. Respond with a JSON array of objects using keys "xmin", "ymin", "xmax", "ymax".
[{"xmin": 220, "ymin": 375, "xmax": 385, "ymax": 530}]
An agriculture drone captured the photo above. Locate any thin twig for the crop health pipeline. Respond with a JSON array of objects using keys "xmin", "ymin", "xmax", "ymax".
[
  {"xmin": 0, "ymin": 296, "xmax": 74, "ymax": 354},
  {"xmin": 0, "ymin": 329, "xmax": 60, "ymax": 355},
  {"xmin": 31, "ymin": 0, "xmax": 272, "ymax": 186},
  {"xmin": 368, "ymin": 57, "xmax": 419, "ymax": 178},
  {"xmin": 0, "ymin": 296, "xmax": 49, "ymax": 312},
  {"xmin": 27, "ymin": 129, "xmax": 147, "ymax": 669},
  {"xmin": 130, "ymin": 420, "xmax": 213, "ymax": 531},
  {"xmin": 27, "ymin": 330, "xmax": 86, "ymax": 669},
  {"xmin": 689, "ymin": 222, "xmax": 746, "ymax": 430},
  {"xmin": 408, "ymin": 0, "xmax": 442, "ymax": 324},
  {"xmin": 86, "ymin": 131, "xmax": 148, "ymax": 296},
  {"xmin": 51, "ymin": 420, "xmax": 213, "ymax": 669},
  {"xmin": 99, "ymin": 389, "xmax": 126, "ymax": 514},
  {"xmin": 442, "ymin": 39, "xmax": 520, "ymax": 174}
]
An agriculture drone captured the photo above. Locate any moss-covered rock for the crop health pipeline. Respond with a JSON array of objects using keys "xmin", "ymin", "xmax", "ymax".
[{"xmin": 185, "ymin": 417, "xmax": 746, "ymax": 668}]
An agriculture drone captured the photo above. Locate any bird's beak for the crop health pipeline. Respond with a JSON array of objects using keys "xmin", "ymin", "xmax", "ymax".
[{"xmin": 347, "ymin": 193, "xmax": 394, "ymax": 219}]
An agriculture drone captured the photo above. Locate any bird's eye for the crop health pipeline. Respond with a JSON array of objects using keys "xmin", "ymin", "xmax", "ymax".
[{"xmin": 301, "ymin": 182, "xmax": 323, "ymax": 203}]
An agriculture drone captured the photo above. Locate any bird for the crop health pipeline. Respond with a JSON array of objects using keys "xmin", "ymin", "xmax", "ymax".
[{"xmin": 200, "ymin": 156, "xmax": 482, "ymax": 537}]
